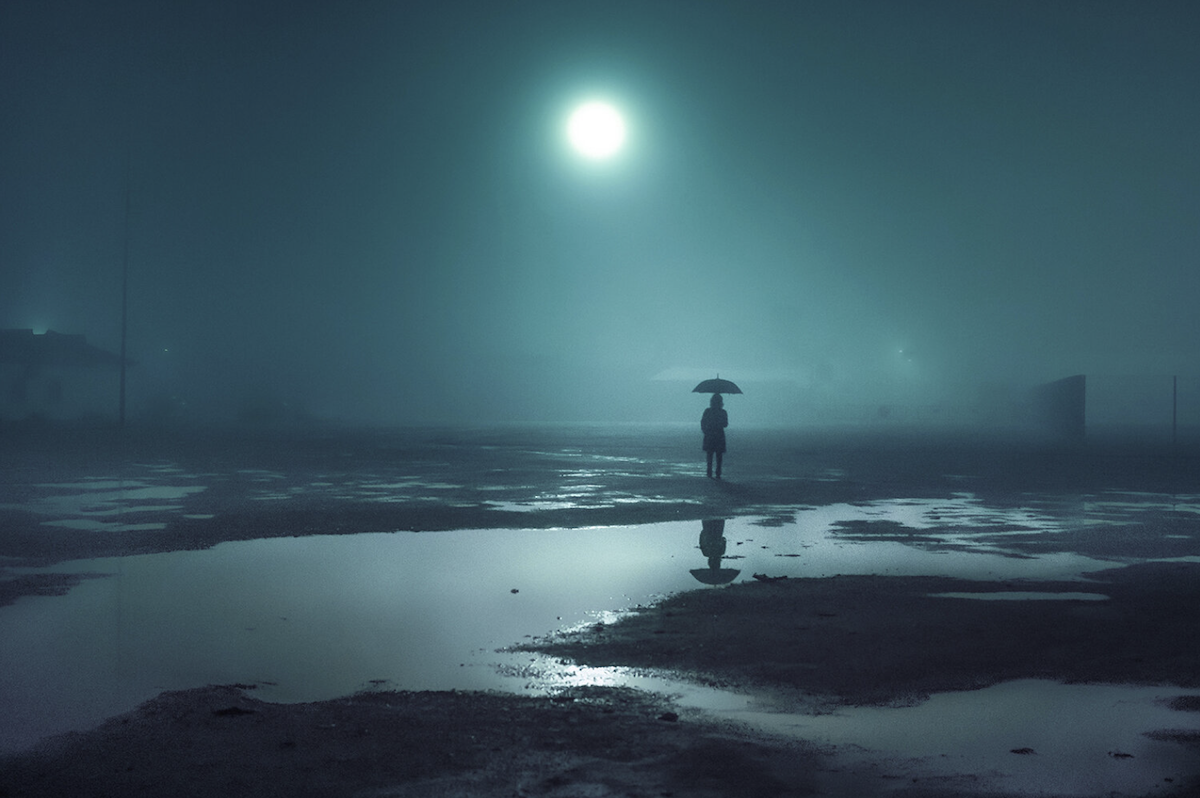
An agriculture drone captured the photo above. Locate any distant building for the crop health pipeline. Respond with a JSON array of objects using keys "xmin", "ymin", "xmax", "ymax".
[
  {"xmin": 1032, "ymin": 373, "xmax": 1200, "ymax": 442},
  {"xmin": 0, "ymin": 329, "xmax": 130, "ymax": 422},
  {"xmin": 1031, "ymin": 375, "xmax": 1086, "ymax": 441}
]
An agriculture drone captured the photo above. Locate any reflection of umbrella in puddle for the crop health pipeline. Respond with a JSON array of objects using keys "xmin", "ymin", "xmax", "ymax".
[
  {"xmin": 691, "ymin": 518, "xmax": 740, "ymax": 585},
  {"xmin": 690, "ymin": 567, "xmax": 740, "ymax": 585}
]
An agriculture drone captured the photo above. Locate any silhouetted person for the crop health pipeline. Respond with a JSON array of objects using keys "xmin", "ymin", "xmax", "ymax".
[{"xmin": 701, "ymin": 393, "xmax": 728, "ymax": 478}]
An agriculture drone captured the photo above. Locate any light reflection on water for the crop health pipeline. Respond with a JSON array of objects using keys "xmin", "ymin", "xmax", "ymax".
[
  {"xmin": 513, "ymin": 659, "xmax": 1200, "ymax": 796},
  {"xmin": 929, "ymin": 591, "xmax": 1110, "ymax": 601},
  {"xmin": 2, "ymin": 524, "xmax": 726, "ymax": 752},
  {"xmin": 0, "ymin": 479, "xmax": 208, "ymax": 533},
  {"xmin": 711, "ymin": 680, "xmax": 1200, "ymax": 796},
  {"xmin": 3, "ymin": 501, "xmax": 1200, "ymax": 793}
]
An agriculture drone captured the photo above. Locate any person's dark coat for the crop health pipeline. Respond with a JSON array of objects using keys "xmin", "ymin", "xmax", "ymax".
[{"xmin": 701, "ymin": 407, "xmax": 728, "ymax": 453}]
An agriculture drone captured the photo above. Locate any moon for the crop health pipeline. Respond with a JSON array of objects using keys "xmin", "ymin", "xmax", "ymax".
[{"xmin": 566, "ymin": 101, "xmax": 626, "ymax": 159}]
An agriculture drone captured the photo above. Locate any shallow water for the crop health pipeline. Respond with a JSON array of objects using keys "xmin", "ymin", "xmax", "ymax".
[
  {"xmin": 4, "ymin": 493, "xmax": 1200, "ymax": 792},
  {"xmin": 714, "ymin": 680, "xmax": 1200, "ymax": 796},
  {"xmin": 519, "ymin": 661, "xmax": 1200, "ymax": 795}
]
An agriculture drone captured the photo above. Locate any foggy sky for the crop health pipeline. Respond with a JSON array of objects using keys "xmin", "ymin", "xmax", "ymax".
[{"xmin": 3, "ymin": 0, "xmax": 1199, "ymax": 426}]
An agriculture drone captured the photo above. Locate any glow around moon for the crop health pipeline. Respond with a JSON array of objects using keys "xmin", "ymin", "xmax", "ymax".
[{"xmin": 566, "ymin": 101, "xmax": 627, "ymax": 159}]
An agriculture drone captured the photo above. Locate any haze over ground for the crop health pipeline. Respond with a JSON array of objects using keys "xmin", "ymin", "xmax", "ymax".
[{"xmin": 3, "ymin": 1, "xmax": 1198, "ymax": 426}]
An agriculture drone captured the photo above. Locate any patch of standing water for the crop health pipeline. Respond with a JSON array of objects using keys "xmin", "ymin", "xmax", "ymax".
[
  {"xmin": 929, "ymin": 591, "xmax": 1110, "ymax": 601},
  {"xmin": 797, "ymin": 679, "xmax": 1200, "ymax": 796},
  {"xmin": 3, "ymin": 502, "xmax": 1198, "ymax": 792},
  {"xmin": 0, "ymin": 478, "xmax": 208, "ymax": 533},
  {"xmin": 511, "ymin": 660, "xmax": 1200, "ymax": 796}
]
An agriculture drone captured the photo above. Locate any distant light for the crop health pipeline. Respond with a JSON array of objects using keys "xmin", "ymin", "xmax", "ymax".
[{"xmin": 566, "ymin": 101, "xmax": 626, "ymax": 159}]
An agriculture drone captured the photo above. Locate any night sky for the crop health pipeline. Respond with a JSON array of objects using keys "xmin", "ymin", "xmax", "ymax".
[{"xmin": 3, "ymin": 1, "xmax": 1199, "ymax": 425}]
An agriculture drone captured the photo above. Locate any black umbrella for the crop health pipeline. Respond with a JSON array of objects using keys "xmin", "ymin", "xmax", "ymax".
[
  {"xmin": 689, "ymin": 567, "xmax": 741, "ymax": 585},
  {"xmin": 692, "ymin": 376, "xmax": 742, "ymax": 394}
]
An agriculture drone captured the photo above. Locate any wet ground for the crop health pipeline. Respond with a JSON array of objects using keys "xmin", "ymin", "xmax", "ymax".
[{"xmin": 3, "ymin": 422, "xmax": 1200, "ymax": 796}]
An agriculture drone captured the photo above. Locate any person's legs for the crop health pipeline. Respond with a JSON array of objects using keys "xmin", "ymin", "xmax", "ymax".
[
  {"xmin": 706, "ymin": 451, "xmax": 713, "ymax": 478},
  {"xmin": 715, "ymin": 451, "xmax": 723, "ymax": 479}
]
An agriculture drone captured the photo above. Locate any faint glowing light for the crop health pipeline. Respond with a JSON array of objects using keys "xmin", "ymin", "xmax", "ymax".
[{"xmin": 566, "ymin": 101, "xmax": 626, "ymax": 159}]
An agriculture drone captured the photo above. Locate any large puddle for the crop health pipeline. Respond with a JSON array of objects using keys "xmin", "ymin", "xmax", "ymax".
[{"xmin": 5, "ymin": 494, "xmax": 1200, "ymax": 793}]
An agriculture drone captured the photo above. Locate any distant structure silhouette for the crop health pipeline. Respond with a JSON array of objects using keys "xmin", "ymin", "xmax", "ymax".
[
  {"xmin": 701, "ymin": 393, "xmax": 728, "ymax": 478},
  {"xmin": 1032, "ymin": 374, "xmax": 1086, "ymax": 441},
  {"xmin": 0, "ymin": 329, "xmax": 131, "ymax": 422}
]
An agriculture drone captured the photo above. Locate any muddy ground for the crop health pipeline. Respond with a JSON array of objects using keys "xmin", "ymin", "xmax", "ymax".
[
  {"xmin": 4, "ymin": 422, "xmax": 1200, "ymax": 796},
  {"xmin": 524, "ymin": 561, "xmax": 1200, "ymax": 707},
  {"xmin": 0, "ymin": 684, "xmax": 848, "ymax": 798}
]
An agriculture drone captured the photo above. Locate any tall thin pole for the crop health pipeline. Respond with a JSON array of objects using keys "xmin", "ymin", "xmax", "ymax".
[
  {"xmin": 1173, "ymin": 375, "xmax": 1178, "ymax": 446},
  {"xmin": 119, "ymin": 166, "xmax": 130, "ymax": 428}
]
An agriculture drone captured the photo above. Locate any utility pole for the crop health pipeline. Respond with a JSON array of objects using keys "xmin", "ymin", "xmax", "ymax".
[{"xmin": 119, "ymin": 166, "xmax": 130, "ymax": 428}]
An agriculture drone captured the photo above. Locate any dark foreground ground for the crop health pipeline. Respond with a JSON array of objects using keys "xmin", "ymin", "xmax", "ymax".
[
  {"xmin": 4, "ymin": 421, "xmax": 1200, "ymax": 796},
  {"xmin": 0, "ymin": 683, "xmax": 840, "ymax": 798}
]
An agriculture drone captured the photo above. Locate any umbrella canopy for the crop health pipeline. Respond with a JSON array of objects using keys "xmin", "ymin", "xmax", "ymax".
[
  {"xmin": 692, "ymin": 377, "xmax": 742, "ymax": 394},
  {"xmin": 689, "ymin": 567, "xmax": 741, "ymax": 585}
]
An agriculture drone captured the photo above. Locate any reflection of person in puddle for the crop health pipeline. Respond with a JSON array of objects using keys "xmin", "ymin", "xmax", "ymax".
[
  {"xmin": 699, "ymin": 518, "xmax": 727, "ymax": 568},
  {"xmin": 701, "ymin": 393, "xmax": 728, "ymax": 478},
  {"xmin": 691, "ymin": 518, "xmax": 739, "ymax": 585}
]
